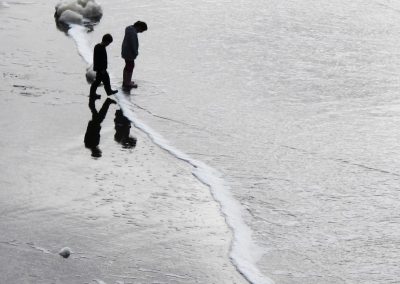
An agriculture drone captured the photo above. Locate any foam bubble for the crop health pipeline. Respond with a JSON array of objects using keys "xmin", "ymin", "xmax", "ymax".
[
  {"xmin": 55, "ymin": 0, "xmax": 102, "ymax": 26},
  {"xmin": 59, "ymin": 9, "xmax": 83, "ymax": 25},
  {"xmin": 85, "ymin": 66, "xmax": 96, "ymax": 83}
]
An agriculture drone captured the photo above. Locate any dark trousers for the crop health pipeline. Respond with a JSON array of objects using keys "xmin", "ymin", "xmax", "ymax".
[
  {"xmin": 124, "ymin": 59, "xmax": 135, "ymax": 73},
  {"xmin": 90, "ymin": 70, "xmax": 113, "ymax": 97}
]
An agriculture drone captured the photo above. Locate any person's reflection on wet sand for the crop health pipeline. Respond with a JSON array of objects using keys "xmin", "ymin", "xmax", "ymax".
[
  {"xmin": 114, "ymin": 109, "xmax": 137, "ymax": 149},
  {"xmin": 84, "ymin": 97, "xmax": 116, "ymax": 157}
]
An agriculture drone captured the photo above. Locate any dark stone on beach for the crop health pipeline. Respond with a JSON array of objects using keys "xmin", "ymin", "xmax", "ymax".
[{"xmin": 59, "ymin": 247, "xmax": 71, "ymax": 258}]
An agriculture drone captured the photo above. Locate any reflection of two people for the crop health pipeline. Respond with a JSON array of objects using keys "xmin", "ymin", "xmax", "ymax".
[{"xmin": 84, "ymin": 97, "xmax": 136, "ymax": 157}]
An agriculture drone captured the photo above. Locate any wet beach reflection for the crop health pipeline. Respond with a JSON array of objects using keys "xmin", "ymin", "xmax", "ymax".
[{"xmin": 84, "ymin": 97, "xmax": 115, "ymax": 157}]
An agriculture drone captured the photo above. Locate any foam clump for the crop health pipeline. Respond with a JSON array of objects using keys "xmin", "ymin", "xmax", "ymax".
[
  {"xmin": 59, "ymin": 247, "xmax": 72, "ymax": 258},
  {"xmin": 59, "ymin": 9, "xmax": 84, "ymax": 25},
  {"xmin": 85, "ymin": 66, "xmax": 96, "ymax": 83},
  {"xmin": 55, "ymin": 0, "xmax": 102, "ymax": 26}
]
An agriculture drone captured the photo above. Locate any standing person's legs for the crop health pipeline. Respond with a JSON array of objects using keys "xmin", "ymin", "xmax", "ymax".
[
  {"xmin": 100, "ymin": 71, "xmax": 113, "ymax": 95},
  {"xmin": 90, "ymin": 72, "xmax": 102, "ymax": 97},
  {"xmin": 123, "ymin": 59, "xmax": 135, "ymax": 88}
]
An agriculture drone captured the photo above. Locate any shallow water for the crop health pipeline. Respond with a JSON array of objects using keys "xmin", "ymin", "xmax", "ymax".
[
  {"xmin": 0, "ymin": 1, "xmax": 248, "ymax": 283},
  {"xmin": 2, "ymin": 0, "xmax": 400, "ymax": 283},
  {"xmin": 97, "ymin": 0, "xmax": 400, "ymax": 283}
]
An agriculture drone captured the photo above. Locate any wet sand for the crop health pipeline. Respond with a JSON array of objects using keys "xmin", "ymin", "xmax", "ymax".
[{"xmin": 0, "ymin": 2, "xmax": 247, "ymax": 283}]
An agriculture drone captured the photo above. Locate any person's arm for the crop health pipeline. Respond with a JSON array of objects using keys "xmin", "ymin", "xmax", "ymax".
[
  {"xmin": 132, "ymin": 33, "xmax": 139, "ymax": 58},
  {"xmin": 126, "ymin": 29, "xmax": 138, "ymax": 59}
]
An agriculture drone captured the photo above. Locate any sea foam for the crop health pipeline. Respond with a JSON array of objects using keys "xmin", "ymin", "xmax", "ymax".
[
  {"xmin": 67, "ymin": 24, "xmax": 92, "ymax": 64},
  {"xmin": 67, "ymin": 24, "xmax": 95, "ymax": 82},
  {"xmin": 55, "ymin": 0, "xmax": 101, "ymax": 82},
  {"xmin": 56, "ymin": 1, "xmax": 274, "ymax": 282},
  {"xmin": 58, "ymin": 9, "xmax": 83, "ymax": 25},
  {"xmin": 116, "ymin": 93, "xmax": 275, "ymax": 284},
  {"xmin": 55, "ymin": 0, "xmax": 102, "ymax": 25}
]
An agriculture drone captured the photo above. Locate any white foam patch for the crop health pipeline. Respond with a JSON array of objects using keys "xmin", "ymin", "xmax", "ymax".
[
  {"xmin": 67, "ymin": 24, "xmax": 93, "ymax": 65},
  {"xmin": 59, "ymin": 9, "xmax": 83, "ymax": 25},
  {"xmin": 116, "ymin": 93, "xmax": 275, "ymax": 284},
  {"xmin": 56, "ymin": 1, "xmax": 101, "ymax": 80},
  {"xmin": 55, "ymin": 0, "xmax": 102, "ymax": 25},
  {"xmin": 0, "ymin": 2, "xmax": 10, "ymax": 8}
]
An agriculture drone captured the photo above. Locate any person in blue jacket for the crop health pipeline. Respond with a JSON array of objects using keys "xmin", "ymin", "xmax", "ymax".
[
  {"xmin": 121, "ymin": 21, "xmax": 148, "ymax": 89},
  {"xmin": 90, "ymin": 34, "xmax": 118, "ymax": 98}
]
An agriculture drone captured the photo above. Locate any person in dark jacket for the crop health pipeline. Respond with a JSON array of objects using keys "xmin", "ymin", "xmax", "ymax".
[
  {"xmin": 121, "ymin": 21, "xmax": 147, "ymax": 89},
  {"xmin": 90, "ymin": 34, "xmax": 118, "ymax": 98}
]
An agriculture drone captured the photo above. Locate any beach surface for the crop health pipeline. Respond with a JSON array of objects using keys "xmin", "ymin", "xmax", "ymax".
[
  {"xmin": 3, "ymin": 0, "xmax": 400, "ymax": 283},
  {"xmin": 0, "ymin": 2, "xmax": 248, "ymax": 283}
]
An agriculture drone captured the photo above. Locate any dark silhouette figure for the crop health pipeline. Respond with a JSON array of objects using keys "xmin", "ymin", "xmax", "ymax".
[
  {"xmin": 90, "ymin": 34, "xmax": 118, "ymax": 98},
  {"xmin": 121, "ymin": 21, "xmax": 148, "ymax": 90},
  {"xmin": 114, "ymin": 109, "xmax": 137, "ymax": 149},
  {"xmin": 84, "ymin": 97, "xmax": 116, "ymax": 157}
]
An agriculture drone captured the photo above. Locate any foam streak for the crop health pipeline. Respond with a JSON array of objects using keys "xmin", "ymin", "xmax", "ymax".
[
  {"xmin": 67, "ymin": 24, "xmax": 92, "ymax": 65},
  {"xmin": 116, "ymin": 93, "xmax": 274, "ymax": 284}
]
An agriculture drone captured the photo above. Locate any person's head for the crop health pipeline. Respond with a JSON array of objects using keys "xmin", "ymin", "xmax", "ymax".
[
  {"xmin": 133, "ymin": 21, "xmax": 147, "ymax": 33},
  {"xmin": 102, "ymin": 33, "xmax": 113, "ymax": 46}
]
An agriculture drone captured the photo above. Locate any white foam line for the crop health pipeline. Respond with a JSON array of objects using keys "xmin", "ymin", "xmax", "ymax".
[
  {"xmin": 116, "ymin": 93, "xmax": 274, "ymax": 284},
  {"xmin": 61, "ymin": 18, "xmax": 273, "ymax": 283},
  {"xmin": 67, "ymin": 24, "xmax": 93, "ymax": 65}
]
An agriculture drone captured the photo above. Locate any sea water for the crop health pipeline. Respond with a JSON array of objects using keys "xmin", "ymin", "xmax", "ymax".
[{"xmin": 63, "ymin": 0, "xmax": 400, "ymax": 283}]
